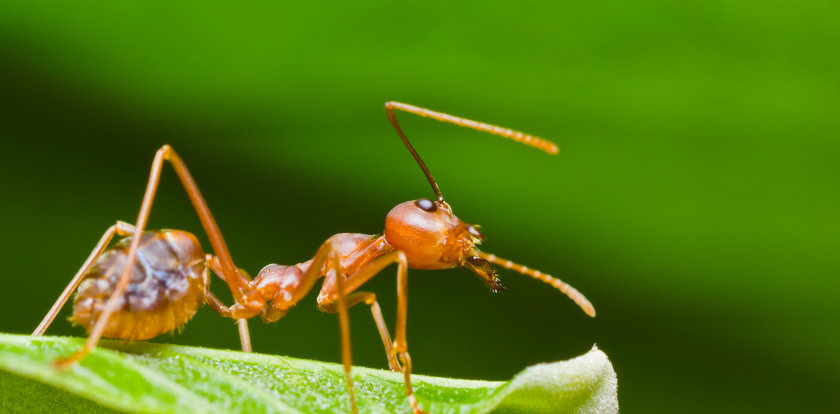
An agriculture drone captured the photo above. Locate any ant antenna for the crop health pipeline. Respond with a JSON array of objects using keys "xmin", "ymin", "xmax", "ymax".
[
  {"xmin": 385, "ymin": 101, "xmax": 559, "ymax": 203},
  {"xmin": 479, "ymin": 252, "xmax": 596, "ymax": 317}
]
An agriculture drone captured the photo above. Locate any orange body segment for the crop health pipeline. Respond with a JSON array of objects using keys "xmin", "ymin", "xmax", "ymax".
[
  {"xmin": 70, "ymin": 230, "xmax": 207, "ymax": 340},
  {"xmin": 384, "ymin": 200, "xmax": 471, "ymax": 269}
]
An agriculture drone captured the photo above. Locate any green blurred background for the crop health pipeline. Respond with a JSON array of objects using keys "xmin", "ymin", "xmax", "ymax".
[{"xmin": 1, "ymin": 1, "xmax": 837, "ymax": 412}]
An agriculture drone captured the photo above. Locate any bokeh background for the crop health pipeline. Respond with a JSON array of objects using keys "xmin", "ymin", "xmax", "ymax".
[{"xmin": 1, "ymin": 1, "xmax": 838, "ymax": 412}]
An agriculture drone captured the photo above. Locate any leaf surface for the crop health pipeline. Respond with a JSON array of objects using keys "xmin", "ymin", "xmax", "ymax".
[{"xmin": 0, "ymin": 334, "xmax": 617, "ymax": 414}]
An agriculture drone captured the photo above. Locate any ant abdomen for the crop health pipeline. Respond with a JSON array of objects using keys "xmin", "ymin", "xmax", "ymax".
[{"xmin": 70, "ymin": 230, "xmax": 207, "ymax": 340}]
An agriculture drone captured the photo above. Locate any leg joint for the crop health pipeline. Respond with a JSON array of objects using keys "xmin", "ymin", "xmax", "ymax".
[{"xmin": 158, "ymin": 144, "xmax": 172, "ymax": 158}]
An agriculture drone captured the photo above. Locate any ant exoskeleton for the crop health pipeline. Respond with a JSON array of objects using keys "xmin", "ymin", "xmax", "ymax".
[{"xmin": 33, "ymin": 102, "xmax": 595, "ymax": 414}]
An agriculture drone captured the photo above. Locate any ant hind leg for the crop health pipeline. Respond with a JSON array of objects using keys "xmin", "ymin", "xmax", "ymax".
[
  {"xmin": 32, "ymin": 221, "xmax": 136, "ymax": 336},
  {"xmin": 55, "ymin": 145, "xmax": 256, "ymax": 366}
]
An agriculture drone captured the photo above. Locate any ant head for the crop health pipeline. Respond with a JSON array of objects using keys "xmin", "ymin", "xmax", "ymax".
[
  {"xmin": 384, "ymin": 198, "xmax": 505, "ymax": 291},
  {"xmin": 379, "ymin": 103, "xmax": 594, "ymax": 315},
  {"xmin": 382, "ymin": 102, "xmax": 561, "ymax": 293}
]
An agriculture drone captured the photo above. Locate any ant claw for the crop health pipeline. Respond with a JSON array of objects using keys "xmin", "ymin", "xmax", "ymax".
[{"xmin": 490, "ymin": 276, "xmax": 507, "ymax": 293}]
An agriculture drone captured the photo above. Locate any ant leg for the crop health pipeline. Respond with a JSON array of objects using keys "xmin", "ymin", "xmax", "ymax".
[
  {"xmin": 33, "ymin": 221, "xmax": 135, "ymax": 336},
  {"xmin": 260, "ymin": 241, "xmax": 362, "ymax": 413},
  {"xmin": 254, "ymin": 242, "xmax": 359, "ymax": 412},
  {"xmin": 367, "ymin": 295, "xmax": 400, "ymax": 371},
  {"xmin": 159, "ymin": 146, "xmax": 259, "ymax": 307},
  {"xmin": 202, "ymin": 264, "xmax": 253, "ymax": 353},
  {"xmin": 318, "ymin": 252, "xmax": 408, "ymax": 372},
  {"xmin": 204, "ymin": 296, "xmax": 253, "ymax": 353},
  {"xmin": 56, "ymin": 145, "xmax": 258, "ymax": 366},
  {"xmin": 166, "ymin": 146, "xmax": 261, "ymax": 351},
  {"xmin": 237, "ymin": 320, "xmax": 252, "ymax": 353},
  {"xmin": 320, "ymin": 291, "xmax": 400, "ymax": 372},
  {"xmin": 253, "ymin": 240, "xmax": 398, "ymax": 412},
  {"xmin": 204, "ymin": 290, "xmax": 233, "ymax": 317},
  {"xmin": 204, "ymin": 254, "xmax": 258, "ymax": 351},
  {"xmin": 317, "ymin": 251, "xmax": 425, "ymax": 413},
  {"xmin": 55, "ymin": 148, "xmax": 169, "ymax": 366},
  {"xmin": 205, "ymin": 254, "xmax": 262, "ymax": 320},
  {"xmin": 391, "ymin": 252, "xmax": 426, "ymax": 414},
  {"xmin": 331, "ymin": 250, "xmax": 358, "ymax": 414}
]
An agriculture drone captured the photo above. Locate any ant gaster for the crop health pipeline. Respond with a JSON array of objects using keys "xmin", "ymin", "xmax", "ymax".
[{"xmin": 33, "ymin": 101, "xmax": 595, "ymax": 414}]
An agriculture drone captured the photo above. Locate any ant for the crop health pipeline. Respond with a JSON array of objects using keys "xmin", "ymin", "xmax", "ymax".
[{"xmin": 32, "ymin": 101, "xmax": 596, "ymax": 414}]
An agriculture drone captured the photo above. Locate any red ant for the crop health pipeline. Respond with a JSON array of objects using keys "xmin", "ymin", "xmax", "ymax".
[{"xmin": 32, "ymin": 102, "xmax": 595, "ymax": 414}]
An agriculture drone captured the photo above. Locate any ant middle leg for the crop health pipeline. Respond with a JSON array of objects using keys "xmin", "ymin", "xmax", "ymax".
[
  {"xmin": 202, "ymin": 263, "xmax": 254, "ymax": 353},
  {"xmin": 205, "ymin": 254, "xmax": 263, "ymax": 320},
  {"xmin": 203, "ymin": 291, "xmax": 254, "ymax": 352},
  {"xmin": 205, "ymin": 254, "xmax": 269, "ymax": 352}
]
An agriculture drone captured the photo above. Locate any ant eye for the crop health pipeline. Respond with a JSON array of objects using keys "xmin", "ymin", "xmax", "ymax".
[
  {"xmin": 415, "ymin": 198, "xmax": 437, "ymax": 212},
  {"xmin": 468, "ymin": 225, "xmax": 485, "ymax": 240}
]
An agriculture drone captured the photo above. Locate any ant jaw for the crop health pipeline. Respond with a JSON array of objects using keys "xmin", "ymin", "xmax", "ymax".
[
  {"xmin": 464, "ymin": 254, "xmax": 505, "ymax": 292},
  {"xmin": 490, "ymin": 277, "xmax": 507, "ymax": 293}
]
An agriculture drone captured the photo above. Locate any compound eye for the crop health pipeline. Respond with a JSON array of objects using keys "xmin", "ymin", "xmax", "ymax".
[{"xmin": 415, "ymin": 198, "xmax": 437, "ymax": 212}]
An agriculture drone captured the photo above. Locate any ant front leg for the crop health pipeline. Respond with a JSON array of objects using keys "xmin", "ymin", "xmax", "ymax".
[
  {"xmin": 319, "ymin": 290, "xmax": 401, "ymax": 372},
  {"xmin": 391, "ymin": 253, "xmax": 426, "ymax": 414},
  {"xmin": 330, "ymin": 250, "xmax": 359, "ymax": 414},
  {"xmin": 318, "ymin": 250, "xmax": 426, "ymax": 414},
  {"xmin": 317, "ymin": 253, "xmax": 408, "ymax": 372},
  {"xmin": 266, "ymin": 242, "xmax": 362, "ymax": 413},
  {"xmin": 32, "ymin": 221, "xmax": 136, "ymax": 336},
  {"xmin": 255, "ymin": 241, "xmax": 381, "ymax": 413}
]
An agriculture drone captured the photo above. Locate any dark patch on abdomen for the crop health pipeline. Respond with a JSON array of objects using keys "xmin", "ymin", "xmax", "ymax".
[{"xmin": 71, "ymin": 230, "xmax": 206, "ymax": 340}]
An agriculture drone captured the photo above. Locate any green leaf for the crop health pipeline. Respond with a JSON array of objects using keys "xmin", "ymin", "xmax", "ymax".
[{"xmin": 0, "ymin": 334, "xmax": 617, "ymax": 414}]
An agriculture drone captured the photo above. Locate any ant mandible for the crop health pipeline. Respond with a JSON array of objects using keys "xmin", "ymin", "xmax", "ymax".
[{"xmin": 32, "ymin": 101, "xmax": 596, "ymax": 414}]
